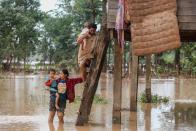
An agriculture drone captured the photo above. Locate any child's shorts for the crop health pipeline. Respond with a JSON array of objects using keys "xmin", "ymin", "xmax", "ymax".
[
  {"xmin": 57, "ymin": 94, "xmax": 67, "ymax": 113},
  {"xmin": 49, "ymin": 94, "xmax": 66, "ymax": 113},
  {"xmin": 49, "ymin": 94, "xmax": 56, "ymax": 112}
]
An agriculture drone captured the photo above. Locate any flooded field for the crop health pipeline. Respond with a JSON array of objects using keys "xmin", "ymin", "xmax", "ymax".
[{"xmin": 0, "ymin": 74, "xmax": 195, "ymax": 131}]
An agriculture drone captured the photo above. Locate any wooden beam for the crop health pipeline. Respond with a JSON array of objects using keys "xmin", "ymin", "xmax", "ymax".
[
  {"xmin": 130, "ymin": 46, "xmax": 139, "ymax": 111},
  {"xmin": 76, "ymin": 28, "xmax": 110, "ymax": 126},
  {"xmin": 178, "ymin": 0, "xmax": 196, "ymax": 8},
  {"xmin": 179, "ymin": 22, "xmax": 196, "ymax": 30},
  {"xmin": 144, "ymin": 104, "xmax": 152, "ymax": 131},
  {"xmin": 112, "ymin": 39, "xmax": 122, "ymax": 123},
  {"xmin": 178, "ymin": 15, "xmax": 196, "ymax": 23},
  {"xmin": 130, "ymin": 112, "xmax": 137, "ymax": 131},
  {"xmin": 146, "ymin": 55, "xmax": 151, "ymax": 103},
  {"xmin": 175, "ymin": 49, "xmax": 181, "ymax": 76},
  {"xmin": 129, "ymin": 42, "xmax": 132, "ymax": 78}
]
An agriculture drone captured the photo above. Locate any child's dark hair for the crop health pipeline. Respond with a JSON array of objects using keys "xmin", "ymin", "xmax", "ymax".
[
  {"xmin": 89, "ymin": 23, "xmax": 97, "ymax": 29},
  {"xmin": 62, "ymin": 69, "xmax": 69, "ymax": 76},
  {"xmin": 49, "ymin": 68, "xmax": 56, "ymax": 74}
]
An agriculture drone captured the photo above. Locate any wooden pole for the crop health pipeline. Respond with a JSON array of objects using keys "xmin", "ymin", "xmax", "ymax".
[
  {"xmin": 129, "ymin": 42, "xmax": 132, "ymax": 78},
  {"xmin": 146, "ymin": 55, "xmax": 151, "ymax": 103},
  {"xmin": 130, "ymin": 112, "xmax": 137, "ymax": 131},
  {"xmin": 144, "ymin": 104, "xmax": 151, "ymax": 131},
  {"xmin": 76, "ymin": 30, "xmax": 109, "ymax": 126},
  {"xmin": 112, "ymin": 39, "xmax": 122, "ymax": 123},
  {"xmin": 175, "ymin": 49, "xmax": 180, "ymax": 76},
  {"xmin": 130, "ymin": 47, "xmax": 139, "ymax": 111}
]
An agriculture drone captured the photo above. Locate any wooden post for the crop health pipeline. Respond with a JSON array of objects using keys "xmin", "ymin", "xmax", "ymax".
[
  {"xmin": 175, "ymin": 49, "xmax": 180, "ymax": 76},
  {"xmin": 129, "ymin": 42, "xmax": 132, "ymax": 78},
  {"xmin": 112, "ymin": 39, "xmax": 122, "ymax": 123},
  {"xmin": 144, "ymin": 104, "xmax": 151, "ymax": 131},
  {"xmin": 175, "ymin": 77, "xmax": 180, "ymax": 99},
  {"xmin": 146, "ymin": 55, "xmax": 151, "ymax": 103},
  {"xmin": 130, "ymin": 48, "xmax": 139, "ymax": 111},
  {"xmin": 130, "ymin": 112, "xmax": 137, "ymax": 131}
]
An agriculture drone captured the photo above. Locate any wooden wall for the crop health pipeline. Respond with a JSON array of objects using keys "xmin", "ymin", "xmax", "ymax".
[
  {"xmin": 107, "ymin": 0, "xmax": 118, "ymax": 29},
  {"xmin": 107, "ymin": 0, "xmax": 196, "ymax": 41},
  {"xmin": 178, "ymin": 0, "xmax": 196, "ymax": 30}
]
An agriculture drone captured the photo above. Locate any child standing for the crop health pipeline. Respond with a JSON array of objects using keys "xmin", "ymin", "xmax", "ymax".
[
  {"xmin": 56, "ymin": 69, "xmax": 83, "ymax": 123},
  {"xmin": 46, "ymin": 69, "xmax": 83, "ymax": 123},
  {"xmin": 55, "ymin": 72, "xmax": 67, "ymax": 111},
  {"xmin": 45, "ymin": 69, "xmax": 58, "ymax": 123}
]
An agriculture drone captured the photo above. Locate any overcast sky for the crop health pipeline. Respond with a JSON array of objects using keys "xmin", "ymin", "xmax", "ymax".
[{"xmin": 40, "ymin": 0, "xmax": 58, "ymax": 12}]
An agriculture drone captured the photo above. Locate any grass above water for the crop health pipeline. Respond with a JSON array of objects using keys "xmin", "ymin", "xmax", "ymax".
[
  {"xmin": 74, "ymin": 95, "xmax": 108, "ymax": 104},
  {"xmin": 138, "ymin": 93, "xmax": 169, "ymax": 104}
]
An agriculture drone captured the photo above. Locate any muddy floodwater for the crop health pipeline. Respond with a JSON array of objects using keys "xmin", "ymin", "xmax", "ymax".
[{"xmin": 0, "ymin": 74, "xmax": 195, "ymax": 131}]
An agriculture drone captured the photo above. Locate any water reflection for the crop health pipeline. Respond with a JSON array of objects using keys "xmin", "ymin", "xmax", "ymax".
[
  {"xmin": 0, "ymin": 74, "xmax": 195, "ymax": 131},
  {"xmin": 48, "ymin": 123, "xmax": 64, "ymax": 131}
]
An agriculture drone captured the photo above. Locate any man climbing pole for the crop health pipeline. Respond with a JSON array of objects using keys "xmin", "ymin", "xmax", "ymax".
[{"xmin": 77, "ymin": 23, "xmax": 97, "ymax": 81}]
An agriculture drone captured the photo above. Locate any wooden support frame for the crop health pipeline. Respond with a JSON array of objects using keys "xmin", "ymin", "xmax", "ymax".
[
  {"xmin": 112, "ymin": 39, "xmax": 122, "ymax": 123},
  {"xmin": 130, "ymin": 46, "xmax": 139, "ymax": 111},
  {"xmin": 175, "ymin": 49, "xmax": 181, "ymax": 76},
  {"xmin": 146, "ymin": 55, "xmax": 152, "ymax": 103},
  {"xmin": 76, "ymin": 27, "xmax": 110, "ymax": 126}
]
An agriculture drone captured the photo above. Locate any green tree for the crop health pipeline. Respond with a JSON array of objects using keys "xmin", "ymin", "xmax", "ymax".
[{"xmin": 0, "ymin": 0, "xmax": 43, "ymax": 70}]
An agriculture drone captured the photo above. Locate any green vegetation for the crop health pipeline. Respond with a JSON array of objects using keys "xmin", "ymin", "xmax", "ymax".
[
  {"xmin": 138, "ymin": 93, "xmax": 169, "ymax": 104},
  {"xmin": 74, "ymin": 95, "xmax": 108, "ymax": 104},
  {"xmin": 0, "ymin": 0, "xmax": 102, "ymax": 71},
  {"xmin": 0, "ymin": 0, "xmax": 43, "ymax": 70}
]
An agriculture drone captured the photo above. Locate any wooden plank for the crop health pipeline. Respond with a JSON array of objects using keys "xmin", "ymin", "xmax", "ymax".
[
  {"xmin": 178, "ymin": 0, "xmax": 196, "ymax": 8},
  {"xmin": 108, "ymin": 0, "xmax": 118, "ymax": 9},
  {"xmin": 107, "ymin": 16, "xmax": 116, "ymax": 23},
  {"xmin": 179, "ymin": 22, "xmax": 196, "ymax": 30},
  {"xmin": 112, "ymin": 39, "xmax": 122, "ymax": 124},
  {"xmin": 178, "ymin": 15, "xmax": 196, "ymax": 23},
  {"xmin": 178, "ymin": 7, "xmax": 196, "ymax": 15},
  {"xmin": 107, "ymin": 22, "xmax": 116, "ymax": 29},
  {"xmin": 108, "ymin": 9, "xmax": 117, "ymax": 19},
  {"xmin": 130, "ymin": 45, "xmax": 139, "ymax": 111},
  {"xmin": 107, "ymin": 9, "xmax": 117, "ymax": 27}
]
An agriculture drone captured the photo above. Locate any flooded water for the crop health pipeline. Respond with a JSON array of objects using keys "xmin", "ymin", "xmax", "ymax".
[{"xmin": 0, "ymin": 74, "xmax": 195, "ymax": 131}]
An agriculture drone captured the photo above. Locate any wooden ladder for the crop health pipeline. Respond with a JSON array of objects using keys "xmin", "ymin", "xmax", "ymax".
[{"xmin": 76, "ymin": 27, "xmax": 109, "ymax": 126}]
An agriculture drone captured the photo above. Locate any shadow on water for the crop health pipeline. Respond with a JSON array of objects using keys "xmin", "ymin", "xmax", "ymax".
[{"xmin": 0, "ymin": 74, "xmax": 195, "ymax": 130}]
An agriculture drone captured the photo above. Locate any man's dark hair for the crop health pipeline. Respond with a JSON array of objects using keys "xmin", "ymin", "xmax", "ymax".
[
  {"xmin": 62, "ymin": 69, "xmax": 69, "ymax": 76},
  {"xmin": 49, "ymin": 68, "xmax": 56, "ymax": 74},
  {"xmin": 89, "ymin": 23, "xmax": 97, "ymax": 29}
]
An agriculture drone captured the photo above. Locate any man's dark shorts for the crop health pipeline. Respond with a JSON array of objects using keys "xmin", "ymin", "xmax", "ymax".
[{"xmin": 49, "ymin": 94, "xmax": 66, "ymax": 113}]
